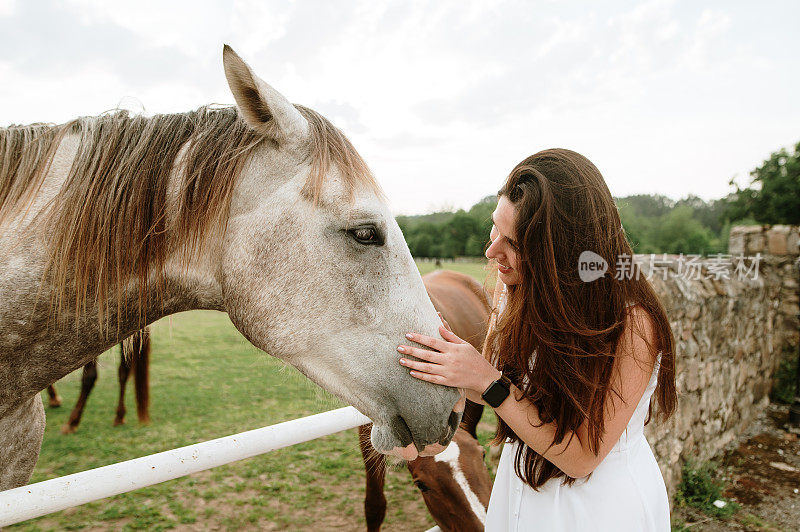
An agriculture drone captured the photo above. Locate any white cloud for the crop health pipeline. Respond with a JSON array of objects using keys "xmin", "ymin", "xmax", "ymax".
[
  {"xmin": 0, "ymin": 0, "xmax": 15, "ymax": 17},
  {"xmin": 64, "ymin": 0, "xmax": 229, "ymax": 58}
]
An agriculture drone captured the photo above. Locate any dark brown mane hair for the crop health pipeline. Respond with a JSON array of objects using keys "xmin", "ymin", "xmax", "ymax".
[
  {"xmin": 0, "ymin": 104, "xmax": 379, "ymax": 331},
  {"xmin": 482, "ymin": 148, "xmax": 676, "ymax": 489}
]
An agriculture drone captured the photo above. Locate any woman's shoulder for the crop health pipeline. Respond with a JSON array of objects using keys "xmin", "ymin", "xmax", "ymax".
[{"xmin": 619, "ymin": 302, "xmax": 661, "ymax": 366}]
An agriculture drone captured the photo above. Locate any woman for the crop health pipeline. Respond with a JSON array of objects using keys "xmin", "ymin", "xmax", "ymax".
[{"xmin": 397, "ymin": 149, "xmax": 676, "ymax": 531}]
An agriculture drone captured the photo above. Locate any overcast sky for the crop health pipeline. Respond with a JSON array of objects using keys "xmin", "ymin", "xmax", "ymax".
[{"xmin": 1, "ymin": 0, "xmax": 797, "ymax": 215}]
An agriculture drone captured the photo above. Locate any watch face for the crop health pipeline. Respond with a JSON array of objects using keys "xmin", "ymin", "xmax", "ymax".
[{"xmin": 483, "ymin": 381, "xmax": 510, "ymax": 408}]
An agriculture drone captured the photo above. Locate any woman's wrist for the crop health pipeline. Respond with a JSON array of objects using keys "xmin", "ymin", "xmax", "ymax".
[
  {"xmin": 465, "ymin": 388, "xmax": 486, "ymax": 405},
  {"xmin": 476, "ymin": 365, "xmax": 503, "ymax": 395}
]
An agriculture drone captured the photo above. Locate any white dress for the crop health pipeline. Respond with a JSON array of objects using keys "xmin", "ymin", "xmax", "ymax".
[{"xmin": 484, "ymin": 284, "xmax": 670, "ymax": 531}]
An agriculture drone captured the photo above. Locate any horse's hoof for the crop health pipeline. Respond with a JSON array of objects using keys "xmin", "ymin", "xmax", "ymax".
[
  {"xmin": 113, "ymin": 418, "xmax": 125, "ymax": 426},
  {"xmin": 60, "ymin": 424, "xmax": 77, "ymax": 434},
  {"xmin": 138, "ymin": 417, "xmax": 151, "ymax": 425},
  {"xmin": 48, "ymin": 400, "xmax": 62, "ymax": 408}
]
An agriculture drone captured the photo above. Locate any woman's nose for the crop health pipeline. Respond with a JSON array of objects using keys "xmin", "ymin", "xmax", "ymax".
[{"xmin": 485, "ymin": 239, "xmax": 499, "ymax": 260}]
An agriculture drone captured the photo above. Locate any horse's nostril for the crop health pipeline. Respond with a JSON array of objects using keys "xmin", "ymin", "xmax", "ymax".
[
  {"xmin": 439, "ymin": 410, "xmax": 461, "ymax": 445},
  {"xmin": 391, "ymin": 415, "xmax": 414, "ymax": 448},
  {"xmin": 392, "ymin": 411, "xmax": 460, "ymax": 451}
]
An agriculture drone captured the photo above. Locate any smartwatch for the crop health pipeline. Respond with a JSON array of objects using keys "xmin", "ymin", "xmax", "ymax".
[{"xmin": 481, "ymin": 373, "xmax": 512, "ymax": 408}]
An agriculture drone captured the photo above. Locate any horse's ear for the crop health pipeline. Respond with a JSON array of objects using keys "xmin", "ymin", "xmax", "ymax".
[{"xmin": 222, "ymin": 44, "xmax": 308, "ymax": 144}]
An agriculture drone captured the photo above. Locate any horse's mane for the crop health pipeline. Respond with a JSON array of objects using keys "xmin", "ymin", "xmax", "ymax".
[{"xmin": 0, "ymin": 104, "xmax": 380, "ymax": 329}]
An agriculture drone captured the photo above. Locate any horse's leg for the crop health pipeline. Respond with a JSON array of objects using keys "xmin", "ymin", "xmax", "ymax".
[
  {"xmin": 114, "ymin": 344, "xmax": 132, "ymax": 426},
  {"xmin": 60, "ymin": 360, "xmax": 98, "ymax": 434},
  {"xmin": 0, "ymin": 394, "xmax": 46, "ymax": 490},
  {"xmin": 46, "ymin": 384, "xmax": 62, "ymax": 408},
  {"xmin": 460, "ymin": 400, "xmax": 485, "ymax": 440},
  {"xmin": 133, "ymin": 330, "xmax": 151, "ymax": 424},
  {"xmin": 359, "ymin": 423, "xmax": 387, "ymax": 532}
]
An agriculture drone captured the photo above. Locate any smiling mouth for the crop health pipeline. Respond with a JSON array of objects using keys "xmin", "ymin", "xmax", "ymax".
[{"xmin": 498, "ymin": 262, "xmax": 513, "ymax": 273}]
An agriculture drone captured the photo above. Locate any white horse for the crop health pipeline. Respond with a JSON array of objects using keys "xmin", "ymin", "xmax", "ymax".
[{"xmin": 0, "ymin": 46, "xmax": 463, "ymax": 490}]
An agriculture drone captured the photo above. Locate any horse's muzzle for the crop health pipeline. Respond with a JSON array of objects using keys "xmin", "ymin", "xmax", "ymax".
[{"xmin": 384, "ymin": 390, "xmax": 466, "ymax": 460}]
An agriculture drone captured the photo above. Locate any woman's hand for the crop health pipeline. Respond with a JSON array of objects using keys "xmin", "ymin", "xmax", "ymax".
[
  {"xmin": 436, "ymin": 312, "xmax": 451, "ymax": 332},
  {"xmin": 397, "ymin": 324, "xmax": 501, "ymax": 396}
]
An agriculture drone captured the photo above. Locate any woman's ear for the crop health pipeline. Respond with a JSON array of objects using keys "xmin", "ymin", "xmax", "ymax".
[{"xmin": 222, "ymin": 44, "xmax": 309, "ymax": 145}]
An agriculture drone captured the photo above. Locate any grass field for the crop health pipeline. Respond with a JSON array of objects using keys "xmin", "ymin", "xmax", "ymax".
[
  {"xmin": 12, "ymin": 260, "xmax": 498, "ymax": 531},
  {"xmin": 415, "ymin": 258, "xmax": 496, "ymax": 287}
]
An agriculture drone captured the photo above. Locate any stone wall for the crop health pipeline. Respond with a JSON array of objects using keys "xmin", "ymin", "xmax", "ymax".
[
  {"xmin": 729, "ymin": 225, "xmax": 800, "ymax": 350},
  {"xmin": 641, "ymin": 225, "xmax": 799, "ymax": 497}
]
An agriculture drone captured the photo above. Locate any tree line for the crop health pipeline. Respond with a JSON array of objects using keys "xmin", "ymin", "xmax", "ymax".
[{"xmin": 397, "ymin": 142, "xmax": 799, "ymax": 258}]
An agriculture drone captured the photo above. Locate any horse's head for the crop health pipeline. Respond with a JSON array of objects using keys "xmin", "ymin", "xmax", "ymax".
[
  {"xmin": 216, "ymin": 46, "xmax": 462, "ymax": 459},
  {"xmin": 407, "ymin": 428, "xmax": 493, "ymax": 530}
]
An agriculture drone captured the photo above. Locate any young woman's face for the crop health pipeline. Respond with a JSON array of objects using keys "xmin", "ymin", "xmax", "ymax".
[{"xmin": 485, "ymin": 195, "xmax": 522, "ymax": 285}]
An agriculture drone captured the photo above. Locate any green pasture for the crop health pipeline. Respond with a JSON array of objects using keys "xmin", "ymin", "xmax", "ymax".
[
  {"xmin": 12, "ymin": 259, "xmax": 497, "ymax": 531},
  {"xmin": 415, "ymin": 258, "xmax": 496, "ymax": 288}
]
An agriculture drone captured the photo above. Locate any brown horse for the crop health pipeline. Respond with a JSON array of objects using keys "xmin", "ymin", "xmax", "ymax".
[
  {"xmin": 46, "ymin": 329, "xmax": 151, "ymax": 433},
  {"xmin": 358, "ymin": 269, "xmax": 494, "ymax": 531}
]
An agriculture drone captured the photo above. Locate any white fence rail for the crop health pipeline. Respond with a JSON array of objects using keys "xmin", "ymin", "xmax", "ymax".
[{"xmin": 0, "ymin": 406, "xmax": 371, "ymax": 527}]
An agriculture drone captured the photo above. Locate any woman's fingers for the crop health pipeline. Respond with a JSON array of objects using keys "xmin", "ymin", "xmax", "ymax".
[
  {"xmin": 397, "ymin": 344, "xmax": 444, "ymax": 362},
  {"xmin": 408, "ymin": 371, "xmax": 448, "ymax": 385},
  {"xmin": 399, "ymin": 357, "xmax": 445, "ymax": 375},
  {"xmin": 437, "ymin": 312, "xmax": 452, "ymax": 332},
  {"xmin": 405, "ymin": 332, "xmax": 448, "ymax": 352},
  {"xmin": 439, "ymin": 325, "xmax": 467, "ymax": 344}
]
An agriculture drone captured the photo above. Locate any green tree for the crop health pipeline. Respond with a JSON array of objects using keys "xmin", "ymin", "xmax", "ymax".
[
  {"xmin": 727, "ymin": 141, "xmax": 800, "ymax": 224},
  {"xmin": 430, "ymin": 239, "xmax": 458, "ymax": 259},
  {"xmin": 676, "ymin": 195, "xmax": 727, "ymax": 235},
  {"xmin": 468, "ymin": 195, "xmax": 497, "ymax": 239},
  {"xmin": 618, "ymin": 195, "xmax": 728, "ymax": 254},
  {"xmin": 652, "ymin": 205, "xmax": 714, "ymax": 255},
  {"xmin": 618, "ymin": 201, "xmax": 655, "ymax": 253},
  {"xmin": 465, "ymin": 234, "xmax": 486, "ymax": 256},
  {"xmin": 408, "ymin": 233, "xmax": 434, "ymax": 257},
  {"xmin": 619, "ymin": 194, "xmax": 674, "ymax": 218},
  {"xmin": 443, "ymin": 211, "xmax": 480, "ymax": 256}
]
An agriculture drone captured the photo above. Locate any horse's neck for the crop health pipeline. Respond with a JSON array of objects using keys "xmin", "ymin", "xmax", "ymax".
[
  {"xmin": 0, "ymin": 134, "xmax": 224, "ymax": 409},
  {"xmin": 0, "ymin": 248, "xmax": 216, "ymax": 409}
]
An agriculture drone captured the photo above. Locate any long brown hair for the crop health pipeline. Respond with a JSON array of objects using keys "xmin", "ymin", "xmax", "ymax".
[{"xmin": 483, "ymin": 149, "xmax": 676, "ymax": 489}]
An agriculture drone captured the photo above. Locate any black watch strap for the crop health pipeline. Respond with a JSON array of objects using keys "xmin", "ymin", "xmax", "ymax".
[{"xmin": 482, "ymin": 373, "xmax": 512, "ymax": 408}]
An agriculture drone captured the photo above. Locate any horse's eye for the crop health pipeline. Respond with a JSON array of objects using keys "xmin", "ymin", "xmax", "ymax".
[
  {"xmin": 414, "ymin": 480, "xmax": 431, "ymax": 493},
  {"xmin": 349, "ymin": 226, "xmax": 383, "ymax": 246}
]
